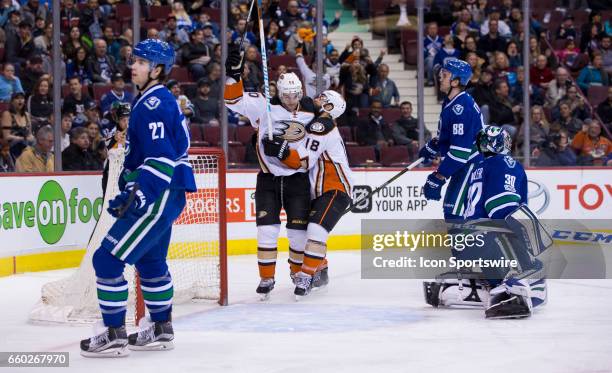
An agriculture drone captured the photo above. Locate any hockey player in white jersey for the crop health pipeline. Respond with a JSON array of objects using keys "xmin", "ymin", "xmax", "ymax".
[
  {"xmin": 225, "ymin": 47, "xmax": 315, "ymax": 298},
  {"xmin": 261, "ymin": 90, "xmax": 353, "ymax": 299}
]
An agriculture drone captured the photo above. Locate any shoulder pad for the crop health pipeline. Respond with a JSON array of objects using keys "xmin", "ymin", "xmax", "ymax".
[
  {"xmin": 306, "ymin": 116, "xmax": 335, "ymax": 135},
  {"xmin": 299, "ymin": 96, "xmax": 315, "ymax": 113}
]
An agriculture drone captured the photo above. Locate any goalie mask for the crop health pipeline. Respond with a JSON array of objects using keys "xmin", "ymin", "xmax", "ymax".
[
  {"xmin": 477, "ymin": 125, "xmax": 511, "ymax": 155},
  {"xmin": 316, "ymin": 90, "xmax": 346, "ymax": 119},
  {"xmin": 277, "ymin": 72, "xmax": 303, "ymax": 108}
]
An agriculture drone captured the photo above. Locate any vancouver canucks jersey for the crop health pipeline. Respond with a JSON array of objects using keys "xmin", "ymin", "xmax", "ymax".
[
  {"xmin": 123, "ymin": 84, "xmax": 196, "ymax": 204},
  {"xmin": 463, "ymin": 155, "xmax": 528, "ymax": 219},
  {"xmin": 437, "ymin": 91, "xmax": 484, "ymax": 178}
]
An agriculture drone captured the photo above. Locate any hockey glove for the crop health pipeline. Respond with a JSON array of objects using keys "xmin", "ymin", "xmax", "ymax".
[
  {"xmin": 108, "ymin": 184, "xmax": 147, "ymax": 218},
  {"xmin": 118, "ymin": 168, "xmax": 133, "ymax": 192},
  {"xmin": 262, "ymin": 136, "xmax": 290, "ymax": 160},
  {"xmin": 225, "ymin": 46, "xmax": 245, "ymax": 81},
  {"xmin": 423, "ymin": 172, "xmax": 446, "ymax": 201},
  {"xmin": 418, "ymin": 138, "xmax": 440, "ymax": 161}
]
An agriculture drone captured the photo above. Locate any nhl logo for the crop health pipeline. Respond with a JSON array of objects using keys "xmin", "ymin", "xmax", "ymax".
[{"xmin": 452, "ymin": 104, "xmax": 464, "ymax": 115}]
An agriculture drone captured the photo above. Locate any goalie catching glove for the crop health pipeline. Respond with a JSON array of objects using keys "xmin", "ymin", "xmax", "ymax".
[{"xmin": 262, "ymin": 136, "xmax": 290, "ymax": 160}]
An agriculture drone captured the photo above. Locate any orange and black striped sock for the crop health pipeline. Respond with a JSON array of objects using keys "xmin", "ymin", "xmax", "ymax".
[
  {"xmin": 257, "ymin": 247, "xmax": 277, "ymax": 279},
  {"xmin": 288, "ymin": 246, "xmax": 304, "ymax": 275},
  {"xmin": 301, "ymin": 240, "xmax": 326, "ymax": 276}
]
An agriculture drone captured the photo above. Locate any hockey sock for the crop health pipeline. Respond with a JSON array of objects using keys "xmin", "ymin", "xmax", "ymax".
[
  {"xmin": 302, "ymin": 239, "xmax": 326, "ymax": 276},
  {"xmin": 288, "ymin": 247, "xmax": 304, "ymax": 274},
  {"xmin": 258, "ymin": 247, "xmax": 277, "ymax": 279},
  {"xmin": 287, "ymin": 229, "xmax": 307, "ymax": 275},
  {"xmin": 93, "ymin": 248, "xmax": 127, "ymax": 327},
  {"xmin": 139, "ymin": 271, "xmax": 174, "ymax": 323}
]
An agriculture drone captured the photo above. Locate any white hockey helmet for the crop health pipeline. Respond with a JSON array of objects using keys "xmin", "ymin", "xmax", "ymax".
[
  {"xmin": 277, "ymin": 72, "xmax": 303, "ymax": 105},
  {"xmin": 317, "ymin": 90, "xmax": 346, "ymax": 119}
]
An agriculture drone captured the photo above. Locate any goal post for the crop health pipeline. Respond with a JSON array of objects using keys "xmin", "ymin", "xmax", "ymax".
[{"xmin": 29, "ymin": 147, "xmax": 228, "ymax": 325}]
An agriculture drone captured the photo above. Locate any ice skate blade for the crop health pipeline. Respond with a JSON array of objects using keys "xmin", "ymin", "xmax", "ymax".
[
  {"xmin": 486, "ymin": 313, "xmax": 531, "ymax": 320},
  {"xmin": 80, "ymin": 346, "xmax": 130, "ymax": 358},
  {"xmin": 311, "ymin": 284, "xmax": 327, "ymax": 292},
  {"xmin": 128, "ymin": 340, "xmax": 174, "ymax": 351},
  {"xmin": 259, "ymin": 292, "xmax": 271, "ymax": 301}
]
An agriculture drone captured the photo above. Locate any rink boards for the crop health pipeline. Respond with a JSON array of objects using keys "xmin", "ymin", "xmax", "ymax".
[{"xmin": 0, "ymin": 167, "xmax": 610, "ymax": 275}]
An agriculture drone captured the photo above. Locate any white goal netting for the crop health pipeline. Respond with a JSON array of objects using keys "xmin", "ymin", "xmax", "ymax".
[{"xmin": 29, "ymin": 147, "xmax": 226, "ymax": 324}]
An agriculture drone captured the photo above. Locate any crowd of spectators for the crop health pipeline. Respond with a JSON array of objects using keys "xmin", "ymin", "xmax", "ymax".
[
  {"xmin": 0, "ymin": 0, "xmax": 609, "ymax": 172},
  {"xmin": 416, "ymin": 0, "xmax": 611, "ymax": 166}
]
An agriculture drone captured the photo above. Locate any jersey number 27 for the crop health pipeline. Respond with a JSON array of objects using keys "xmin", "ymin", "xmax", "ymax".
[{"xmin": 149, "ymin": 122, "xmax": 165, "ymax": 140}]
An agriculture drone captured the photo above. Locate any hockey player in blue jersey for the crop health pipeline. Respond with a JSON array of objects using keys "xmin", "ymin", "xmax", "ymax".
[
  {"xmin": 418, "ymin": 59, "xmax": 484, "ymax": 219},
  {"xmin": 423, "ymin": 126, "xmax": 548, "ymax": 319},
  {"xmin": 80, "ymin": 39, "xmax": 196, "ymax": 357}
]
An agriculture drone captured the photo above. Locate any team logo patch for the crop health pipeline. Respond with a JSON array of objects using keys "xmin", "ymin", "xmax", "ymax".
[
  {"xmin": 258, "ymin": 211, "xmax": 267, "ymax": 218},
  {"xmin": 273, "ymin": 120, "xmax": 306, "ymax": 142},
  {"xmin": 504, "ymin": 155, "xmax": 516, "ymax": 168},
  {"xmin": 309, "ymin": 121, "xmax": 325, "ymax": 133},
  {"xmin": 144, "ymin": 96, "xmax": 161, "ymax": 110},
  {"xmin": 452, "ymin": 104, "xmax": 464, "ymax": 115}
]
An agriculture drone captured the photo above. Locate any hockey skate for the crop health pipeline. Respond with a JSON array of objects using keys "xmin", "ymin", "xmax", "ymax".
[
  {"xmin": 485, "ymin": 278, "xmax": 539, "ymax": 319},
  {"xmin": 128, "ymin": 319, "xmax": 174, "ymax": 351},
  {"xmin": 312, "ymin": 266, "xmax": 329, "ymax": 290},
  {"xmin": 80, "ymin": 324, "xmax": 129, "ymax": 358},
  {"xmin": 294, "ymin": 272, "xmax": 313, "ymax": 301},
  {"xmin": 256, "ymin": 278, "xmax": 275, "ymax": 301}
]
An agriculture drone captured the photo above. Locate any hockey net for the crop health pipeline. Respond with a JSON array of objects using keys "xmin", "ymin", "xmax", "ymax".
[{"xmin": 29, "ymin": 147, "xmax": 227, "ymax": 324}]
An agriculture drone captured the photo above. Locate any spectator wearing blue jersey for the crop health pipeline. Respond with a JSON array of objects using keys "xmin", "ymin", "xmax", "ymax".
[
  {"xmin": 159, "ymin": 15, "xmax": 190, "ymax": 51},
  {"xmin": 231, "ymin": 17, "xmax": 256, "ymax": 47},
  {"xmin": 100, "ymin": 72, "xmax": 133, "ymax": 116},
  {"xmin": 424, "ymin": 22, "xmax": 443, "ymax": 86},
  {"xmin": 0, "ymin": 63, "xmax": 23, "ymax": 102}
]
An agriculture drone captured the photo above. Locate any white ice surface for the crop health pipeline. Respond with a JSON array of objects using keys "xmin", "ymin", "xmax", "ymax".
[{"xmin": 2, "ymin": 250, "xmax": 612, "ymax": 373}]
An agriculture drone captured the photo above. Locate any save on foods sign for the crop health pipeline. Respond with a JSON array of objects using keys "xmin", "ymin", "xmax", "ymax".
[{"xmin": 0, "ymin": 174, "xmax": 103, "ymax": 256}]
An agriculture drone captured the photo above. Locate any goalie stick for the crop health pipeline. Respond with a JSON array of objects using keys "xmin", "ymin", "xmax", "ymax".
[{"xmin": 344, "ymin": 157, "xmax": 424, "ymax": 215}]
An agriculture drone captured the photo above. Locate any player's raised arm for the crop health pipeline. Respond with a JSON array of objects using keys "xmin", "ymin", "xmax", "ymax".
[{"xmin": 224, "ymin": 46, "xmax": 266, "ymax": 128}]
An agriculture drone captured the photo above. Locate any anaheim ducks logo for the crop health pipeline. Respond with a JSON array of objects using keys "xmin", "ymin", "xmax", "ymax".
[{"xmin": 273, "ymin": 120, "xmax": 306, "ymax": 142}]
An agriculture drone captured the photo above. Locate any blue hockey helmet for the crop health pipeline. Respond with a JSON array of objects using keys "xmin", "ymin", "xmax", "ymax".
[
  {"xmin": 477, "ymin": 125, "xmax": 512, "ymax": 155},
  {"xmin": 132, "ymin": 39, "xmax": 175, "ymax": 75},
  {"xmin": 442, "ymin": 58, "xmax": 472, "ymax": 86}
]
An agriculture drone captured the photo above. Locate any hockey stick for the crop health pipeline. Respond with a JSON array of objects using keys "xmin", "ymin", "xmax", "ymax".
[
  {"xmin": 256, "ymin": 0, "xmax": 274, "ymax": 140},
  {"xmin": 111, "ymin": 183, "xmax": 140, "ymax": 219},
  {"xmin": 238, "ymin": 0, "xmax": 257, "ymax": 54},
  {"xmin": 343, "ymin": 157, "xmax": 424, "ymax": 215}
]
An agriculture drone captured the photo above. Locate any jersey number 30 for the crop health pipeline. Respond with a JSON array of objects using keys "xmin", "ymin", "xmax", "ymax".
[{"xmin": 149, "ymin": 122, "xmax": 165, "ymax": 140}]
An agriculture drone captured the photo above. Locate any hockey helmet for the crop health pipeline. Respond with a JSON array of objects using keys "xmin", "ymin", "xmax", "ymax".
[
  {"xmin": 442, "ymin": 58, "xmax": 472, "ymax": 86},
  {"xmin": 477, "ymin": 125, "xmax": 511, "ymax": 155},
  {"xmin": 317, "ymin": 90, "xmax": 346, "ymax": 119},
  {"xmin": 132, "ymin": 39, "xmax": 175, "ymax": 75},
  {"xmin": 277, "ymin": 72, "xmax": 303, "ymax": 104},
  {"xmin": 111, "ymin": 101, "xmax": 131, "ymax": 121}
]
